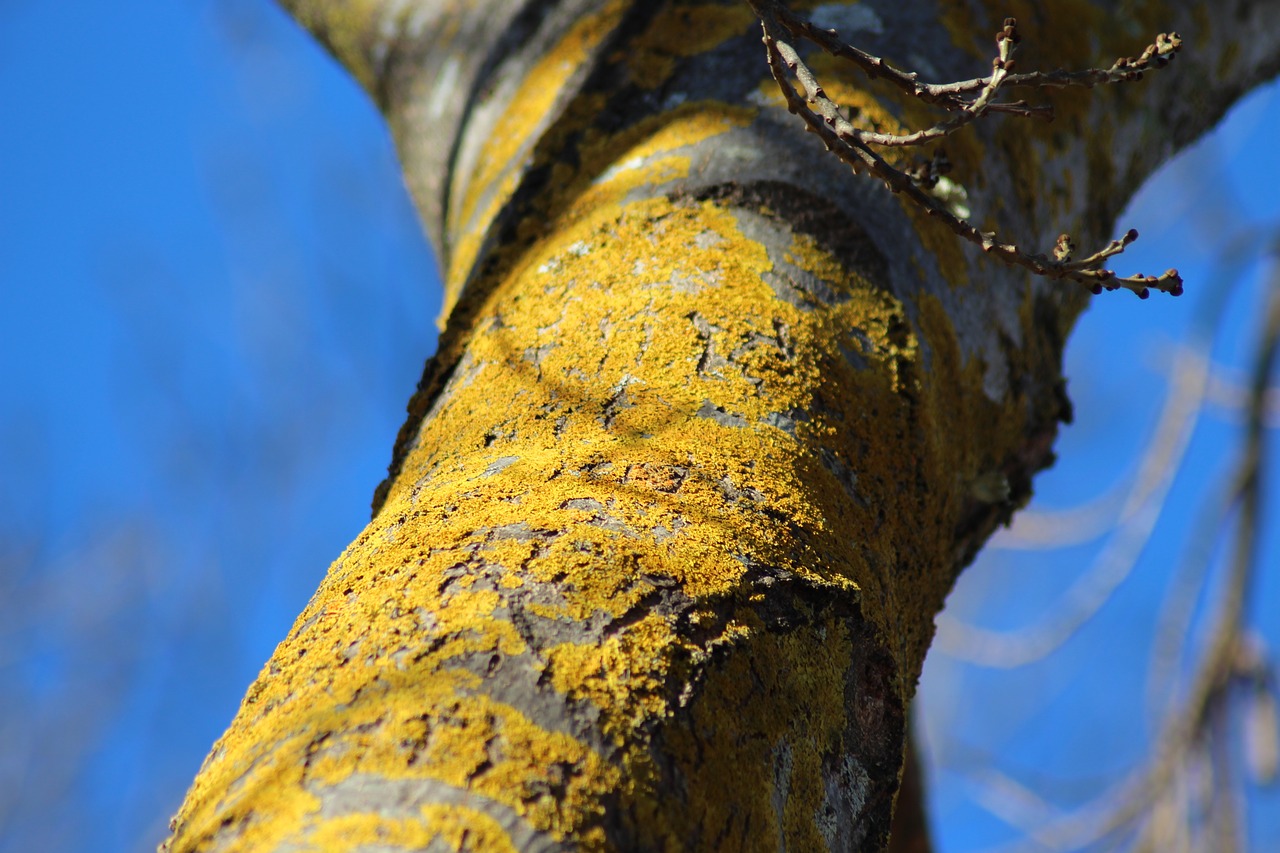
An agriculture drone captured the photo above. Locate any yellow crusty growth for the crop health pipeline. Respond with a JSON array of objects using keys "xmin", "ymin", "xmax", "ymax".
[
  {"xmin": 663, "ymin": 614, "xmax": 859, "ymax": 851},
  {"xmin": 297, "ymin": 807, "xmax": 520, "ymax": 853},
  {"xmin": 623, "ymin": 3, "xmax": 758, "ymax": 89},
  {"xmin": 167, "ymin": 9, "xmax": 1052, "ymax": 847},
  {"xmin": 168, "ymin": 140, "xmax": 951, "ymax": 849},
  {"xmin": 444, "ymin": 0, "xmax": 630, "ymax": 324},
  {"xmin": 155, "ymin": 0, "xmax": 1224, "ymax": 846},
  {"xmin": 546, "ymin": 614, "xmax": 686, "ymax": 746}
]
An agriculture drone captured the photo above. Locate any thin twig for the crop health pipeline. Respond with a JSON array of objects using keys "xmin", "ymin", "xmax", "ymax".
[{"xmin": 747, "ymin": 0, "xmax": 1184, "ymax": 297}]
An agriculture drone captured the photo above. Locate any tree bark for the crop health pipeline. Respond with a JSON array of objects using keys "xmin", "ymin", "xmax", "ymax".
[{"xmin": 164, "ymin": 1, "xmax": 1280, "ymax": 850}]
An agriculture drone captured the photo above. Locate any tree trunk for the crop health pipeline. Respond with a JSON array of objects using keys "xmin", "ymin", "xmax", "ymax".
[{"xmin": 164, "ymin": 1, "xmax": 1280, "ymax": 850}]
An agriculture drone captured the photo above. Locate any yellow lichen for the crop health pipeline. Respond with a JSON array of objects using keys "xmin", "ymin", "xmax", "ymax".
[
  {"xmin": 168, "ymin": 12, "xmax": 1052, "ymax": 842},
  {"xmin": 546, "ymin": 614, "xmax": 680, "ymax": 744},
  {"xmin": 295, "ymin": 807, "xmax": 520, "ymax": 852},
  {"xmin": 444, "ymin": 1, "xmax": 631, "ymax": 323},
  {"xmin": 624, "ymin": 3, "xmax": 758, "ymax": 89}
]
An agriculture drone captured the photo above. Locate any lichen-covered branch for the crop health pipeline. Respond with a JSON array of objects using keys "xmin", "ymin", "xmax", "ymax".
[{"xmin": 165, "ymin": 1, "xmax": 1280, "ymax": 851}]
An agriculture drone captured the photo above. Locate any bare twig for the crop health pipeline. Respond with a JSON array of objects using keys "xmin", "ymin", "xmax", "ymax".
[{"xmin": 747, "ymin": 0, "xmax": 1184, "ymax": 297}]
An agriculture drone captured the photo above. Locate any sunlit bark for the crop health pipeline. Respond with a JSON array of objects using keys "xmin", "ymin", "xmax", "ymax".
[{"xmin": 164, "ymin": 2, "xmax": 1280, "ymax": 850}]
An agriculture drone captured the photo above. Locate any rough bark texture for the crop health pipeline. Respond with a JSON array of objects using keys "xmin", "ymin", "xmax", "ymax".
[{"xmin": 164, "ymin": 1, "xmax": 1280, "ymax": 850}]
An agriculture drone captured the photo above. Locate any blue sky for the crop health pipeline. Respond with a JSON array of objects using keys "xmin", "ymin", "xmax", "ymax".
[{"xmin": 1, "ymin": 2, "xmax": 1277, "ymax": 851}]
